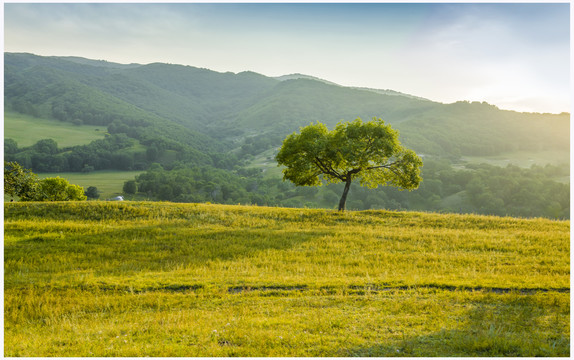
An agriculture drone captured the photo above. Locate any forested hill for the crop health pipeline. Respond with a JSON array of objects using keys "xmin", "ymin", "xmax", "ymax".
[
  {"xmin": 5, "ymin": 52, "xmax": 569, "ymax": 158},
  {"xmin": 4, "ymin": 52, "xmax": 570, "ymax": 219}
]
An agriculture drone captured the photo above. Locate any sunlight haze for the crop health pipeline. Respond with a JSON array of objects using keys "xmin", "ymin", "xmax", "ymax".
[{"xmin": 3, "ymin": 2, "xmax": 570, "ymax": 114}]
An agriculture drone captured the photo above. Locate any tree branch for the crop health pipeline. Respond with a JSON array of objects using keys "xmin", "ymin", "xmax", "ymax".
[
  {"xmin": 314, "ymin": 157, "xmax": 344, "ymax": 181},
  {"xmin": 301, "ymin": 171, "xmax": 323, "ymax": 185},
  {"xmin": 365, "ymin": 160, "xmax": 399, "ymax": 171}
]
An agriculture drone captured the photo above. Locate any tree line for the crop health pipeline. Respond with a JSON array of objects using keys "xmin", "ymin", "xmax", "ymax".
[
  {"xmin": 125, "ymin": 158, "xmax": 568, "ymax": 220},
  {"xmin": 4, "ymin": 134, "xmax": 142, "ymax": 173}
]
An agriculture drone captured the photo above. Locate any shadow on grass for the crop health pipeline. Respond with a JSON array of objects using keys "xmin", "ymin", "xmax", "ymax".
[
  {"xmin": 346, "ymin": 293, "xmax": 570, "ymax": 357},
  {"xmin": 5, "ymin": 224, "xmax": 325, "ymax": 278}
]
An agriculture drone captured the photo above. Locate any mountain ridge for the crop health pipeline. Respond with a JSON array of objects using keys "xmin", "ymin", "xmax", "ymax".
[
  {"xmin": 13, "ymin": 52, "xmax": 550, "ymax": 113},
  {"xmin": 4, "ymin": 52, "xmax": 569, "ymax": 159}
]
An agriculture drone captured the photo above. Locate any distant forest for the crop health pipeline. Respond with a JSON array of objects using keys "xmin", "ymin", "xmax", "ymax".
[{"xmin": 4, "ymin": 53, "xmax": 570, "ymax": 219}]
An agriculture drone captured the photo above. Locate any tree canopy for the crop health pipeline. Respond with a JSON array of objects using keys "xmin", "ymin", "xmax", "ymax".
[
  {"xmin": 34, "ymin": 177, "xmax": 87, "ymax": 201},
  {"xmin": 276, "ymin": 117, "xmax": 423, "ymax": 211},
  {"xmin": 4, "ymin": 161, "xmax": 86, "ymax": 201},
  {"xmin": 4, "ymin": 161, "xmax": 40, "ymax": 201}
]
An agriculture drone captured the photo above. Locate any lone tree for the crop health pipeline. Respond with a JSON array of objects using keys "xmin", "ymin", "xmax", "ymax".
[{"xmin": 276, "ymin": 117, "xmax": 423, "ymax": 211}]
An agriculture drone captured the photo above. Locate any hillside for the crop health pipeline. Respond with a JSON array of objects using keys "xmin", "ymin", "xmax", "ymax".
[
  {"xmin": 5, "ymin": 52, "xmax": 569, "ymax": 155},
  {"xmin": 4, "ymin": 111, "xmax": 106, "ymax": 147},
  {"xmin": 4, "ymin": 202, "xmax": 569, "ymax": 356},
  {"xmin": 3, "ymin": 52, "xmax": 570, "ymax": 218},
  {"xmin": 5, "ymin": 54, "xmax": 222, "ymax": 151}
]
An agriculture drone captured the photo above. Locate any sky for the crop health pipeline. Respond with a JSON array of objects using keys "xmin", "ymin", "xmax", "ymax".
[{"xmin": 3, "ymin": 2, "xmax": 571, "ymax": 114}]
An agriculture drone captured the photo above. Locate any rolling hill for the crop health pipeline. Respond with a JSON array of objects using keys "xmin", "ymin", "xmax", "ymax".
[
  {"xmin": 3, "ymin": 52, "xmax": 570, "ymax": 218},
  {"xmin": 4, "ymin": 201, "xmax": 570, "ymax": 356},
  {"xmin": 5, "ymin": 52, "xmax": 569, "ymax": 156},
  {"xmin": 4, "ymin": 53, "xmax": 570, "ymax": 357}
]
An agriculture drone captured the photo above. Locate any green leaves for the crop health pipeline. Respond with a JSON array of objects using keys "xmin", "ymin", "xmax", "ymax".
[
  {"xmin": 4, "ymin": 161, "xmax": 87, "ymax": 201},
  {"xmin": 276, "ymin": 117, "xmax": 423, "ymax": 210},
  {"xmin": 34, "ymin": 177, "xmax": 87, "ymax": 201},
  {"xmin": 4, "ymin": 161, "xmax": 40, "ymax": 200},
  {"xmin": 275, "ymin": 122, "xmax": 331, "ymax": 186}
]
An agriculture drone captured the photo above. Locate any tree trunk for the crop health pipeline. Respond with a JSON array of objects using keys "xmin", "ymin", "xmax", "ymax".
[{"xmin": 338, "ymin": 179, "xmax": 352, "ymax": 211}]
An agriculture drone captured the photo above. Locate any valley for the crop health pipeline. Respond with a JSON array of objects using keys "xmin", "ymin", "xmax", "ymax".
[{"xmin": 3, "ymin": 52, "xmax": 570, "ymax": 218}]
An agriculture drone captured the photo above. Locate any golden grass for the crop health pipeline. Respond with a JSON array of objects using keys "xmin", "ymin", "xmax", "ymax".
[{"xmin": 4, "ymin": 202, "xmax": 570, "ymax": 356}]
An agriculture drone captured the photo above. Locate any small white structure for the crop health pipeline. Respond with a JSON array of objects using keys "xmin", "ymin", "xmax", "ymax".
[{"xmin": 109, "ymin": 196, "xmax": 124, "ymax": 201}]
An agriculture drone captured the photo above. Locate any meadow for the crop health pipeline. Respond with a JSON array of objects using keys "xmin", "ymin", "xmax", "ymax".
[
  {"xmin": 37, "ymin": 170, "xmax": 143, "ymax": 200},
  {"xmin": 4, "ymin": 202, "xmax": 570, "ymax": 356},
  {"xmin": 4, "ymin": 111, "xmax": 106, "ymax": 147},
  {"xmin": 461, "ymin": 150, "xmax": 570, "ymax": 184}
]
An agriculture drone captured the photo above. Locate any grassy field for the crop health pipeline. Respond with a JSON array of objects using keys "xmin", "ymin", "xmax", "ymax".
[
  {"xmin": 4, "ymin": 111, "xmax": 106, "ymax": 147},
  {"xmin": 4, "ymin": 202, "xmax": 569, "ymax": 357},
  {"xmin": 245, "ymin": 147, "xmax": 283, "ymax": 179},
  {"xmin": 37, "ymin": 170, "xmax": 143, "ymax": 199},
  {"xmin": 461, "ymin": 149, "xmax": 570, "ymax": 169}
]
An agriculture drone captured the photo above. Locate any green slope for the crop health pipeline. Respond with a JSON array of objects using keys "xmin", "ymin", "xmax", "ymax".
[
  {"xmin": 397, "ymin": 101, "xmax": 570, "ymax": 156},
  {"xmin": 4, "ymin": 111, "xmax": 106, "ymax": 147},
  {"xmin": 4, "ymin": 202, "xmax": 569, "ymax": 356},
  {"xmin": 114, "ymin": 64, "xmax": 279, "ymax": 137},
  {"xmin": 235, "ymin": 78, "xmax": 434, "ymax": 132},
  {"xmin": 5, "ymin": 52, "xmax": 569, "ymax": 158},
  {"xmin": 5, "ymin": 55, "xmax": 223, "ymax": 155},
  {"xmin": 233, "ymin": 78, "xmax": 569, "ymax": 157}
]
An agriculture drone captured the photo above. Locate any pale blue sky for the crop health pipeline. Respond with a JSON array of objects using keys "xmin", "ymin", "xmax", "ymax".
[{"xmin": 3, "ymin": 2, "xmax": 571, "ymax": 113}]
